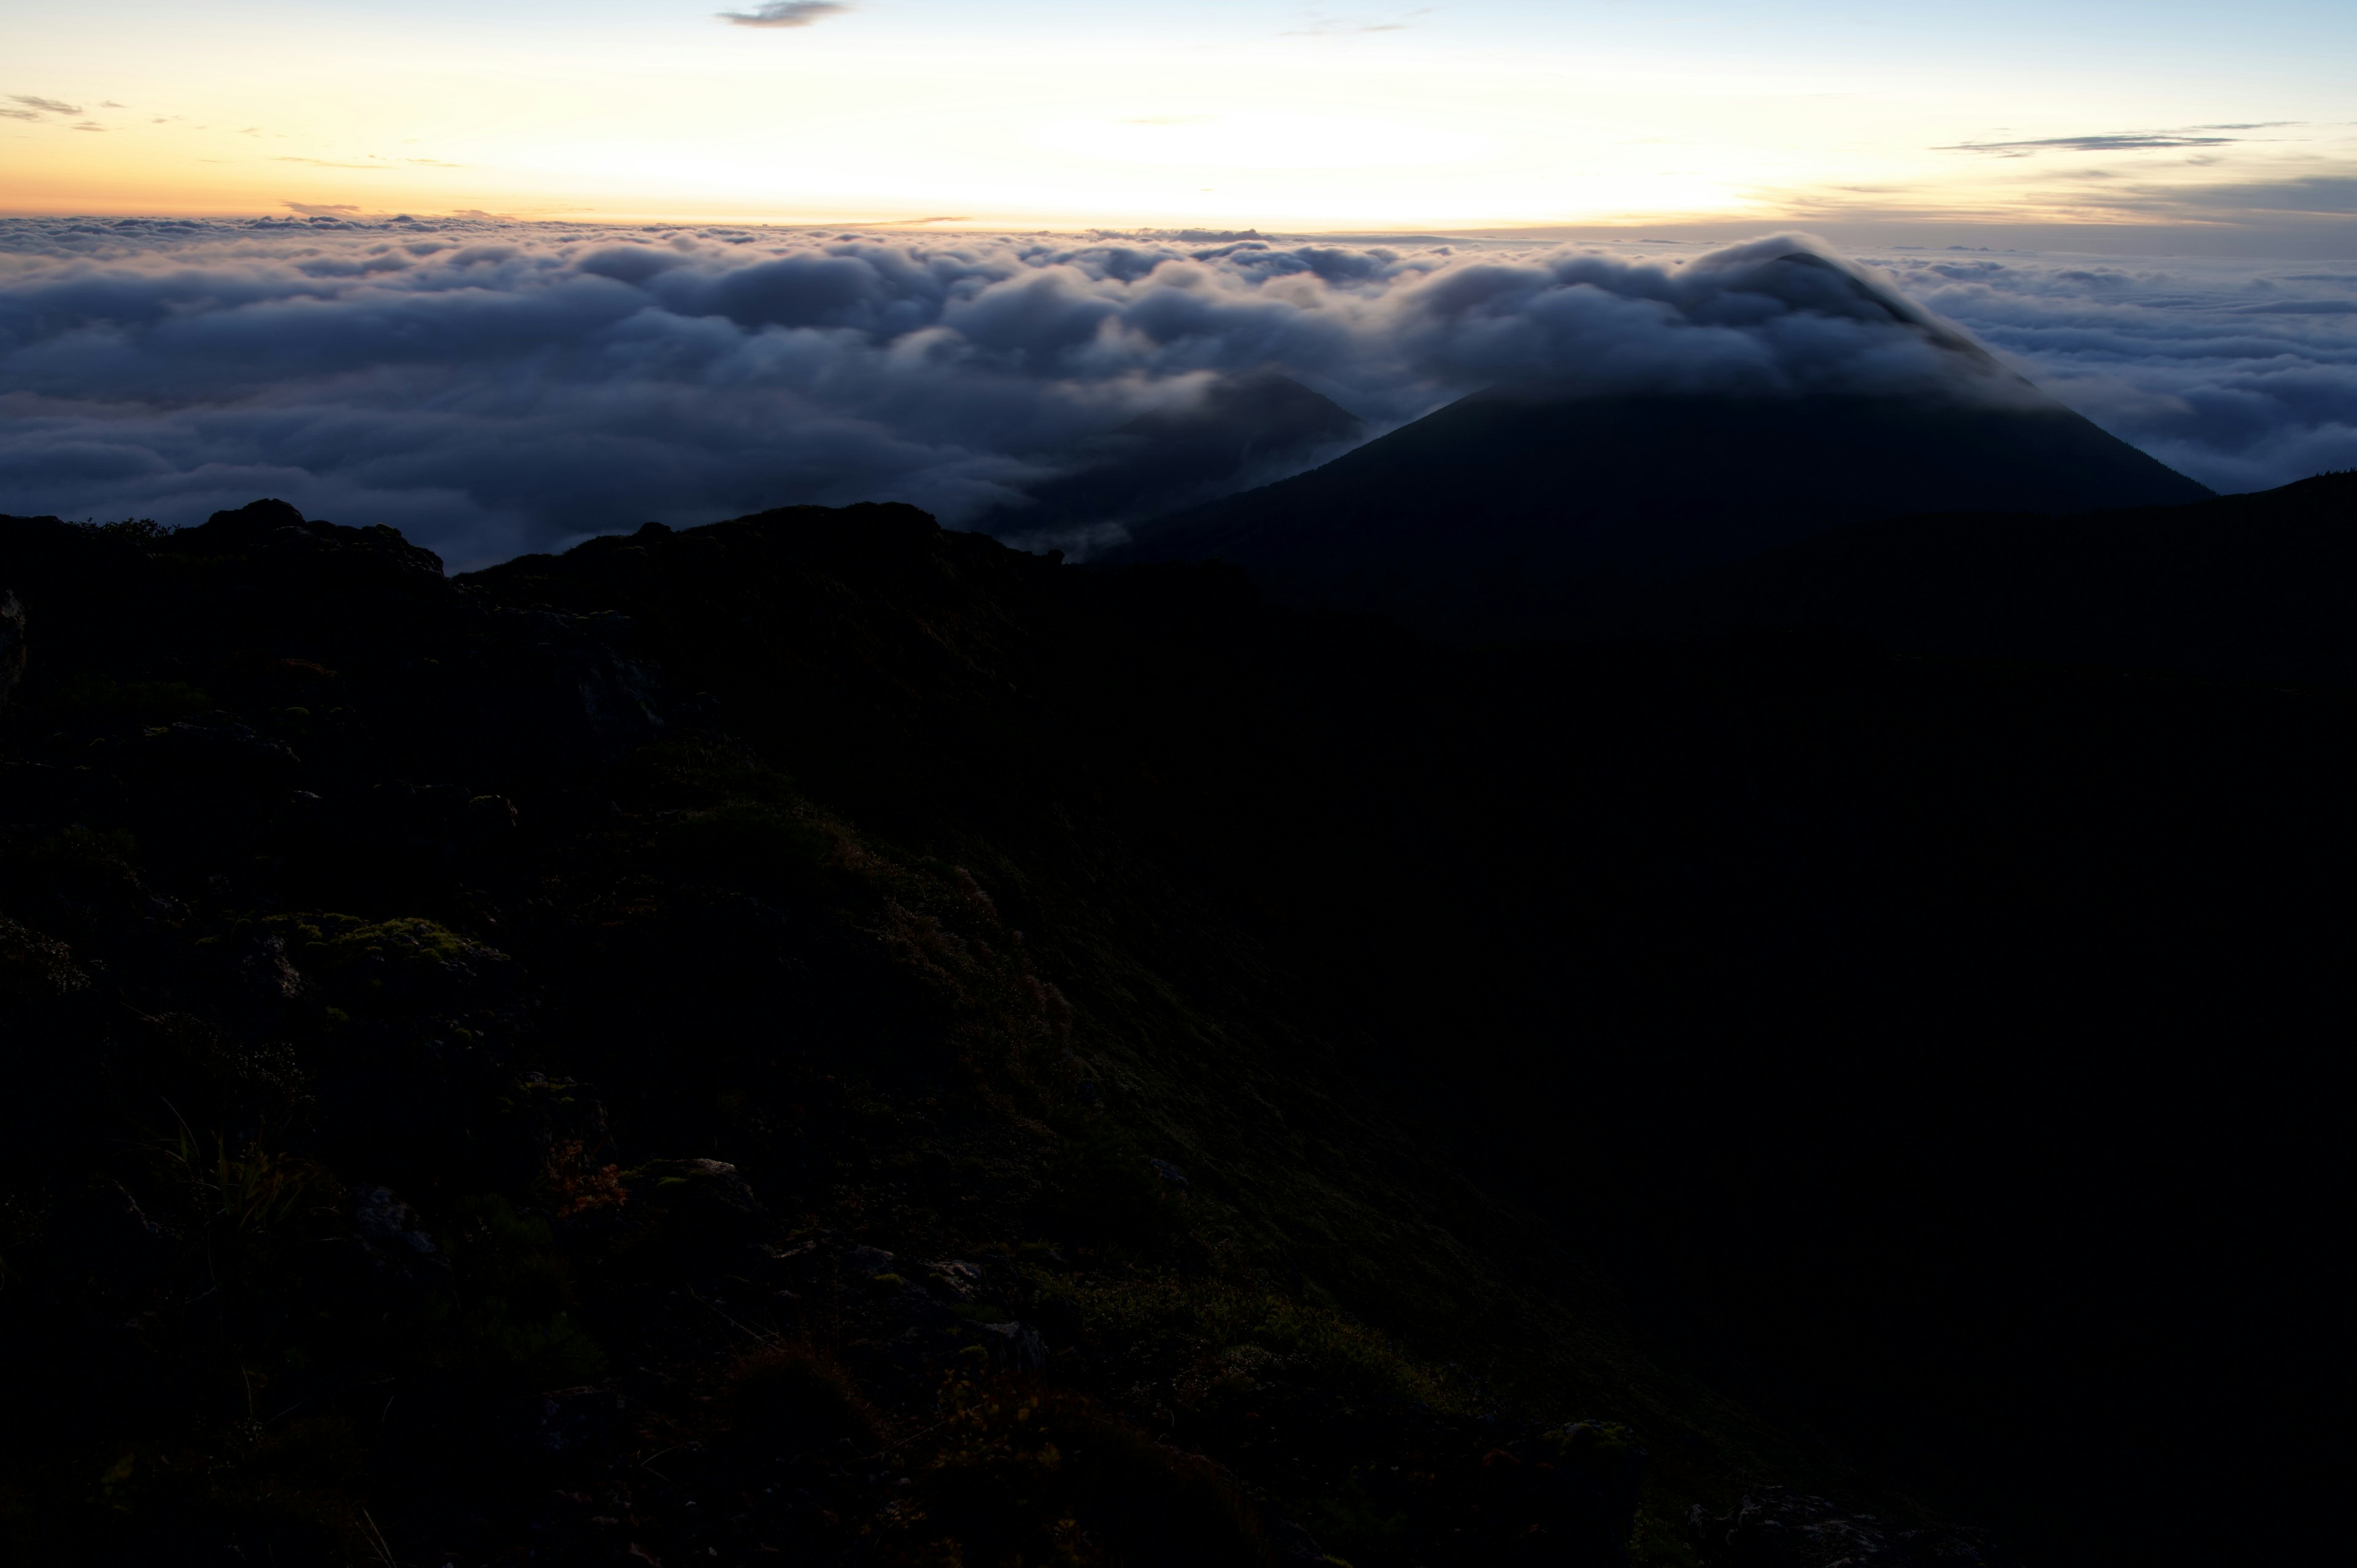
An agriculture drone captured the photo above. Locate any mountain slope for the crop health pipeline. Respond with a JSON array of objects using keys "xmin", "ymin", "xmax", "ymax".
[
  {"xmin": 0, "ymin": 499, "xmax": 1854, "ymax": 1568},
  {"xmin": 1111, "ymin": 388, "xmax": 2212, "ymax": 638},
  {"xmin": 6, "ymin": 493, "xmax": 2348, "ymax": 1566},
  {"xmin": 1612, "ymin": 469, "xmax": 2357, "ymax": 684}
]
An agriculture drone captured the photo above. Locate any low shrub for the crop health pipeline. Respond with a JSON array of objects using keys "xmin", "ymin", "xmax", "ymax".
[{"xmin": 729, "ymin": 1347, "xmax": 881, "ymax": 1453}]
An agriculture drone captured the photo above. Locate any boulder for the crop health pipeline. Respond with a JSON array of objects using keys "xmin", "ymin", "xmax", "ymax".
[
  {"xmin": 626, "ymin": 1158, "xmax": 765, "ymax": 1262},
  {"xmin": 978, "ymin": 1320, "xmax": 1049, "ymax": 1372},
  {"xmin": 351, "ymin": 1184, "xmax": 452, "ymax": 1298}
]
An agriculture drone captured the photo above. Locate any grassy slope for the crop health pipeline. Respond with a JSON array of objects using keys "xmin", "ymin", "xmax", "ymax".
[{"xmin": 1, "ymin": 503, "xmax": 1883, "ymax": 1566}]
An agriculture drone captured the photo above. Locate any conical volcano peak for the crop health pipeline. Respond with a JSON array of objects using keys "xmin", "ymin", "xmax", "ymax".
[
  {"xmin": 1332, "ymin": 232, "xmax": 2034, "ymax": 419},
  {"xmin": 1635, "ymin": 232, "xmax": 2014, "ymax": 399}
]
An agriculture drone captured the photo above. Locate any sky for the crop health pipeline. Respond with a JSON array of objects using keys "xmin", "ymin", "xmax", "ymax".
[
  {"xmin": 4, "ymin": 1, "xmax": 2356, "ymax": 246},
  {"xmin": 4, "ymin": 4, "xmax": 2353, "ymax": 566}
]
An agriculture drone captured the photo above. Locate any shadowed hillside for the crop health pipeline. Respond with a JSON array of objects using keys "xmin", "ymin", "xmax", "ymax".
[
  {"xmin": 1614, "ymin": 469, "xmax": 2357, "ymax": 683},
  {"xmin": 1112, "ymin": 389, "xmax": 2210, "ymax": 638},
  {"xmin": 3, "ymin": 491, "xmax": 2347, "ymax": 1567}
]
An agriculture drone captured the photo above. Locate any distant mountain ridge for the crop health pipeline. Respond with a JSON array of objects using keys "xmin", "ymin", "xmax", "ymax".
[
  {"xmin": 977, "ymin": 372, "xmax": 1363, "ymax": 545},
  {"xmin": 1107, "ymin": 386, "xmax": 2212, "ymax": 639}
]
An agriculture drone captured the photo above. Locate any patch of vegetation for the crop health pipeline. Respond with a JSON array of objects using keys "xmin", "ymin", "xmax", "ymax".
[
  {"xmin": 1068, "ymin": 1272, "xmax": 1458, "ymax": 1412},
  {"xmin": 443, "ymin": 1194, "xmax": 606, "ymax": 1389},
  {"xmin": 41, "ymin": 673, "xmax": 211, "ymax": 724},
  {"xmin": 728, "ymin": 1347, "xmax": 881, "ymax": 1453},
  {"xmin": 907, "ymin": 1382, "xmax": 1269, "ymax": 1568},
  {"xmin": 266, "ymin": 911, "xmax": 490, "ymax": 974},
  {"xmin": 617, "ymin": 735, "xmax": 799, "ymax": 808},
  {"xmin": 77, "ymin": 517, "xmax": 176, "ymax": 543},
  {"xmin": 657, "ymin": 800, "xmax": 846, "ymax": 892}
]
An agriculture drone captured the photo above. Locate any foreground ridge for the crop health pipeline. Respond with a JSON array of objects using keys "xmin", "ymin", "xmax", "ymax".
[{"xmin": 6, "ymin": 487, "xmax": 2348, "ymax": 1564}]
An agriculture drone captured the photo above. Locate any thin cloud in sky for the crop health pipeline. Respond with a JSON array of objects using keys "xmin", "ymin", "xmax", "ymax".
[
  {"xmin": 1282, "ymin": 7, "xmax": 1431, "ymax": 36},
  {"xmin": 717, "ymin": 1, "xmax": 848, "ymax": 27},
  {"xmin": 1943, "ymin": 132, "xmax": 2243, "ymax": 156},
  {"xmin": 271, "ymin": 152, "xmax": 463, "ymax": 169},
  {"xmin": 8, "ymin": 95, "xmax": 84, "ymax": 116},
  {"xmin": 0, "ymin": 108, "xmax": 38, "ymax": 122},
  {"xmin": 2144, "ymin": 174, "xmax": 2357, "ymax": 215}
]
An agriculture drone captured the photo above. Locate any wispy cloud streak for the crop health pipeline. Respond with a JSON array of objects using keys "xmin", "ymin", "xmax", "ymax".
[
  {"xmin": 717, "ymin": 1, "xmax": 848, "ymax": 27},
  {"xmin": 1942, "ymin": 133, "xmax": 2242, "ymax": 155}
]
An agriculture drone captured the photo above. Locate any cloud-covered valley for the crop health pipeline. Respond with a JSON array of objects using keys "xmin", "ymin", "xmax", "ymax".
[{"xmin": 2, "ymin": 215, "xmax": 2350, "ymax": 568}]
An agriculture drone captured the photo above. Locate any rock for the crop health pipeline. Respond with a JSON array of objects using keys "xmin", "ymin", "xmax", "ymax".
[
  {"xmin": 1689, "ymin": 1488, "xmax": 2025, "ymax": 1567},
  {"xmin": 184, "ymin": 497, "xmax": 307, "ymax": 549},
  {"xmin": 1148, "ymin": 1157, "xmax": 1189, "ymax": 1189},
  {"xmin": 921, "ymin": 1259, "xmax": 983, "ymax": 1300},
  {"xmin": 978, "ymin": 1320, "xmax": 1048, "ymax": 1372},
  {"xmin": 628, "ymin": 1159, "xmax": 765, "ymax": 1262},
  {"xmin": 177, "ymin": 498, "xmax": 446, "ymax": 587},
  {"xmin": 352, "ymin": 1184, "xmax": 452, "ymax": 1297},
  {"xmin": 506, "ymin": 1385, "xmax": 630, "ymax": 1463}
]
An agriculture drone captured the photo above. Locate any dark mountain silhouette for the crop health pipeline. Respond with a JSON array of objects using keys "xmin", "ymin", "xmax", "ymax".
[
  {"xmin": 1109, "ymin": 387, "xmax": 2212, "ymax": 638},
  {"xmin": 3, "ymin": 488, "xmax": 2347, "ymax": 1567},
  {"xmin": 977, "ymin": 371, "xmax": 1363, "ymax": 543},
  {"xmin": 1614, "ymin": 469, "xmax": 2357, "ymax": 684}
]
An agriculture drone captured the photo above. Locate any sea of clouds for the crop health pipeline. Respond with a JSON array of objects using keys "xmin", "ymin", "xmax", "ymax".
[{"xmin": 1, "ymin": 215, "xmax": 2351, "ymax": 568}]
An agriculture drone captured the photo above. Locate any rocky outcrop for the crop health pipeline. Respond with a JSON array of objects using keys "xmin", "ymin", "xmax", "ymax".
[
  {"xmin": 1692, "ymin": 1489, "xmax": 2027, "ymax": 1567},
  {"xmin": 0, "ymin": 502, "xmax": 668, "ymax": 781}
]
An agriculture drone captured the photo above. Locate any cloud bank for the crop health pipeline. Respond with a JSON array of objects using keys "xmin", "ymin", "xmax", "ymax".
[
  {"xmin": 1871, "ymin": 250, "xmax": 2357, "ymax": 496},
  {"xmin": 0, "ymin": 217, "xmax": 2348, "ymax": 567}
]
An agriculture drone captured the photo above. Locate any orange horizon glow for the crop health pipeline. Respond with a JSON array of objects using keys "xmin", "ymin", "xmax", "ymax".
[{"xmin": 5, "ymin": 2, "xmax": 2354, "ymax": 247}]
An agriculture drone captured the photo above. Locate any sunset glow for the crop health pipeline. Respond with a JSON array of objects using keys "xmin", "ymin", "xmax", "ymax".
[{"xmin": 7, "ymin": 0, "xmax": 2354, "ymax": 245}]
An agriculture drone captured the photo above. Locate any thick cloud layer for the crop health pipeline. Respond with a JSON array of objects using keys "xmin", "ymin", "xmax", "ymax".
[
  {"xmin": 1875, "ymin": 251, "xmax": 2357, "ymax": 497},
  {"xmin": 1, "ymin": 215, "xmax": 2348, "ymax": 566}
]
